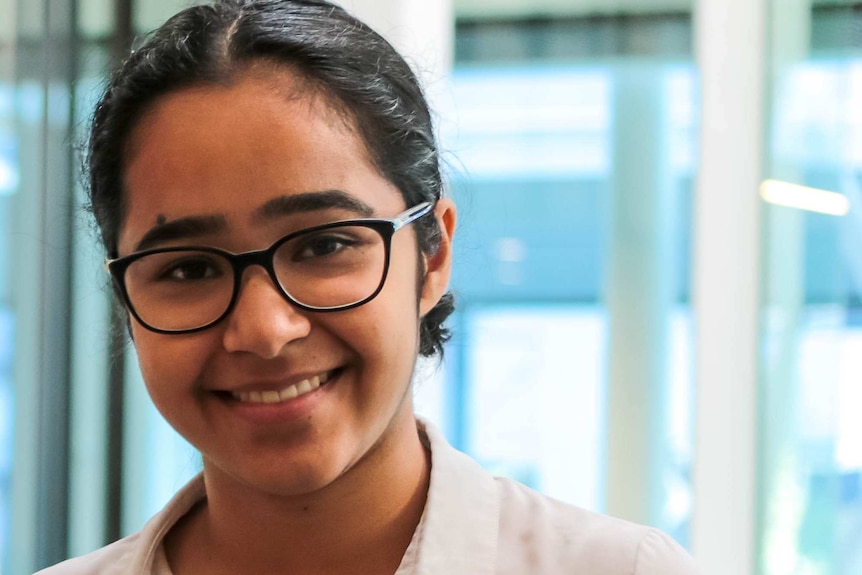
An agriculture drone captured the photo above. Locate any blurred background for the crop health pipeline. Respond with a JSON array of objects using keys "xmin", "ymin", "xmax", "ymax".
[{"xmin": 1, "ymin": 0, "xmax": 861, "ymax": 573}]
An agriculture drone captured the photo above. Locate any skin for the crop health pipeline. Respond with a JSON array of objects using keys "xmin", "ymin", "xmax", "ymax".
[{"xmin": 117, "ymin": 67, "xmax": 456, "ymax": 575}]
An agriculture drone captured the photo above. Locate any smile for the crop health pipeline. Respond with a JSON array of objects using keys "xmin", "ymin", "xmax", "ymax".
[{"xmin": 230, "ymin": 371, "xmax": 333, "ymax": 404}]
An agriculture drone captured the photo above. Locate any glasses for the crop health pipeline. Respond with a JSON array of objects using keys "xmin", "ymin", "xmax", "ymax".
[{"xmin": 106, "ymin": 202, "xmax": 434, "ymax": 334}]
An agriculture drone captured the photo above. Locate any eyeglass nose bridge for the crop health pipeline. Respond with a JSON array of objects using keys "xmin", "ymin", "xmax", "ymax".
[{"xmin": 225, "ymin": 244, "xmax": 299, "ymax": 310}]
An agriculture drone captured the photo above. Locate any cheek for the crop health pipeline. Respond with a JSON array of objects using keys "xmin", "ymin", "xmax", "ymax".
[
  {"xmin": 357, "ymin": 257, "xmax": 423, "ymax": 359},
  {"xmin": 130, "ymin": 323, "xmax": 214, "ymax": 398},
  {"xmin": 326, "ymin": 245, "xmax": 422, "ymax": 364}
]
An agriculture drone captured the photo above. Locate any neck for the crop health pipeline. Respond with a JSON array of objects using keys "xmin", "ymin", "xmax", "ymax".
[{"xmin": 166, "ymin": 415, "xmax": 430, "ymax": 575}]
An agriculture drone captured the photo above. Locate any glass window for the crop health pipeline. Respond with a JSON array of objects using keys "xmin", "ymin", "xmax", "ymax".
[
  {"xmin": 442, "ymin": 8, "xmax": 696, "ymax": 541},
  {"xmin": 0, "ymin": 4, "xmax": 16, "ymax": 570},
  {"xmin": 0, "ymin": 85, "xmax": 15, "ymax": 575},
  {"xmin": 758, "ymin": 3, "xmax": 862, "ymax": 574},
  {"xmin": 462, "ymin": 305, "xmax": 608, "ymax": 509}
]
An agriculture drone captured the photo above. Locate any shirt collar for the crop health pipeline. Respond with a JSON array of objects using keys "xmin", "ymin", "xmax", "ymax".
[
  {"xmin": 408, "ymin": 418, "xmax": 500, "ymax": 575},
  {"xmin": 133, "ymin": 419, "xmax": 501, "ymax": 575}
]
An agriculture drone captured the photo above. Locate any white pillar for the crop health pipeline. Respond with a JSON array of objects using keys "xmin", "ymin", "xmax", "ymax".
[
  {"xmin": 338, "ymin": 0, "xmax": 453, "ymax": 94},
  {"xmin": 605, "ymin": 62, "xmax": 676, "ymax": 527},
  {"xmin": 691, "ymin": 0, "xmax": 766, "ymax": 573}
]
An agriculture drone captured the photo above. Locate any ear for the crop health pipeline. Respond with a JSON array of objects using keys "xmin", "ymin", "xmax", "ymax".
[{"xmin": 419, "ymin": 198, "xmax": 456, "ymax": 317}]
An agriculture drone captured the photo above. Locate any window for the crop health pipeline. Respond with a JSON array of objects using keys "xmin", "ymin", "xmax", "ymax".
[
  {"xmin": 439, "ymin": 9, "xmax": 697, "ymax": 541},
  {"xmin": 758, "ymin": 4, "xmax": 862, "ymax": 572}
]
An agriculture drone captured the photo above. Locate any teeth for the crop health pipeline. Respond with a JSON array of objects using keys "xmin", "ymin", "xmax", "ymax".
[{"xmin": 231, "ymin": 373, "xmax": 328, "ymax": 404}]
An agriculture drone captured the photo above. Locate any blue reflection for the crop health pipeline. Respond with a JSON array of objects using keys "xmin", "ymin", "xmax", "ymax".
[
  {"xmin": 0, "ymin": 307, "xmax": 14, "ymax": 572},
  {"xmin": 444, "ymin": 63, "xmax": 697, "ymax": 543},
  {"xmin": 0, "ymin": 89, "xmax": 18, "ymax": 196}
]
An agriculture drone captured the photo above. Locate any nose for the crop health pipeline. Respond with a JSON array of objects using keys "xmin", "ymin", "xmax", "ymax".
[{"xmin": 222, "ymin": 268, "xmax": 311, "ymax": 358}]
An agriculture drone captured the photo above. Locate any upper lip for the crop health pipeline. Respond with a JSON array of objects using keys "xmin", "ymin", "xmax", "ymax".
[{"xmin": 212, "ymin": 368, "xmax": 337, "ymax": 393}]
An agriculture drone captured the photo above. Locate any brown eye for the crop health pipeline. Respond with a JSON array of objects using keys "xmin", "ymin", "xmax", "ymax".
[
  {"xmin": 158, "ymin": 256, "xmax": 225, "ymax": 281},
  {"xmin": 291, "ymin": 232, "xmax": 362, "ymax": 262}
]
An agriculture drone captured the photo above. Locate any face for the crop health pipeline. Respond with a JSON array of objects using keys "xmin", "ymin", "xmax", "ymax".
[{"xmin": 118, "ymin": 70, "xmax": 453, "ymax": 497}]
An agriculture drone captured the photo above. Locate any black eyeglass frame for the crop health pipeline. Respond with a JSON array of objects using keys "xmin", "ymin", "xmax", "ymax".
[{"xmin": 106, "ymin": 201, "xmax": 435, "ymax": 335}]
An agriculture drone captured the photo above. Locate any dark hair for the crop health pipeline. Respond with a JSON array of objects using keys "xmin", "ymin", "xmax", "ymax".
[{"xmin": 88, "ymin": 0, "xmax": 454, "ymax": 356}]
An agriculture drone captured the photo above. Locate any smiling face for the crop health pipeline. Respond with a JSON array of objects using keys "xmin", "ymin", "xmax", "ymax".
[{"xmin": 117, "ymin": 69, "xmax": 453, "ymax": 498}]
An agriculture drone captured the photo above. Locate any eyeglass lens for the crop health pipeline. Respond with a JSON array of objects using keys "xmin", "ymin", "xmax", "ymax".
[{"xmin": 122, "ymin": 223, "xmax": 387, "ymax": 332}]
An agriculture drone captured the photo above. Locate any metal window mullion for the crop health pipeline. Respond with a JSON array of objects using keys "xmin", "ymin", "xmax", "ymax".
[
  {"xmin": 103, "ymin": 0, "xmax": 134, "ymax": 546},
  {"xmin": 8, "ymin": 0, "xmax": 77, "ymax": 570},
  {"xmin": 35, "ymin": 0, "xmax": 77, "ymax": 568}
]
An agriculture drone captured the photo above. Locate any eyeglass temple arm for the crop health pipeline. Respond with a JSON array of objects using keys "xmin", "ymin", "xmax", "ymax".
[{"xmin": 392, "ymin": 201, "xmax": 434, "ymax": 231}]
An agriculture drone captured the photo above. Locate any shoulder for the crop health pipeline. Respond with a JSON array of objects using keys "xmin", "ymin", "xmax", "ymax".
[
  {"xmin": 416, "ymin": 419, "xmax": 700, "ymax": 575},
  {"xmin": 33, "ymin": 533, "xmax": 144, "ymax": 575},
  {"xmin": 493, "ymin": 477, "xmax": 700, "ymax": 574}
]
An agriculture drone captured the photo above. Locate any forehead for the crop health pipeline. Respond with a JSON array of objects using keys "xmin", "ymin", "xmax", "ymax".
[
  {"xmin": 124, "ymin": 69, "xmax": 361, "ymax": 189},
  {"xmin": 125, "ymin": 64, "xmax": 355, "ymax": 160},
  {"xmin": 118, "ymin": 70, "xmax": 402, "ymax": 253}
]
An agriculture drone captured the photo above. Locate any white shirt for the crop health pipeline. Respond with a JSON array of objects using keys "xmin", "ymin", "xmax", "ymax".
[{"xmin": 37, "ymin": 420, "xmax": 700, "ymax": 574}]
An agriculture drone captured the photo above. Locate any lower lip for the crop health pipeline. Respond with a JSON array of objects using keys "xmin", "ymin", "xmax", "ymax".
[{"xmin": 217, "ymin": 372, "xmax": 339, "ymax": 425}]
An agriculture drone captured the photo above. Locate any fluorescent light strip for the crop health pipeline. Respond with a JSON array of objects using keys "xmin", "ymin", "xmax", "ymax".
[{"xmin": 759, "ymin": 179, "xmax": 850, "ymax": 216}]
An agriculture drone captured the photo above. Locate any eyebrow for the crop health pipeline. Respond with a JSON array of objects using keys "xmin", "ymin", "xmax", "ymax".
[
  {"xmin": 131, "ymin": 190, "xmax": 375, "ymax": 252},
  {"xmin": 255, "ymin": 190, "xmax": 375, "ymax": 221},
  {"xmin": 134, "ymin": 214, "xmax": 228, "ymax": 252}
]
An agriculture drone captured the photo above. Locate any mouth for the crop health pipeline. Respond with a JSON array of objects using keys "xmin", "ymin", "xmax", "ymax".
[{"xmin": 228, "ymin": 369, "xmax": 337, "ymax": 405}]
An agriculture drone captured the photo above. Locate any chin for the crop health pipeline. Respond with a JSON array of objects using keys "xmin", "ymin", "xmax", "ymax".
[{"xmin": 207, "ymin": 448, "xmax": 356, "ymax": 499}]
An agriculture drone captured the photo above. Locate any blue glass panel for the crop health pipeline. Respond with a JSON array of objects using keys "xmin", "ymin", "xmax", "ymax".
[
  {"xmin": 0, "ymin": 309, "xmax": 13, "ymax": 573},
  {"xmin": 760, "ymin": 54, "xmax": 862, "ymax": 575},
  {"xmin": 444, "ymin": 61, "xmax": 696, "ymax": 540},
  {"xmin": 0, "ymin": 79, "xmax": 14, "ymax": 574}
]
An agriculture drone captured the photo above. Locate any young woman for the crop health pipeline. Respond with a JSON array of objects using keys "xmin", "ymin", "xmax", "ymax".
[{"xmin": 40, "ymin": 1, "xmax": 700, "ymax": 573}]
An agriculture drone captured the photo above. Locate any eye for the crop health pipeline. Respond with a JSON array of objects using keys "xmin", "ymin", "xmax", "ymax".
[
  {"xmin": 159, "ymin": 255, "xmax": 225, "ymax": 281},
  {"xmin": 292, "ymin": 233, "xmax": 358, "ymax": 261}
]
